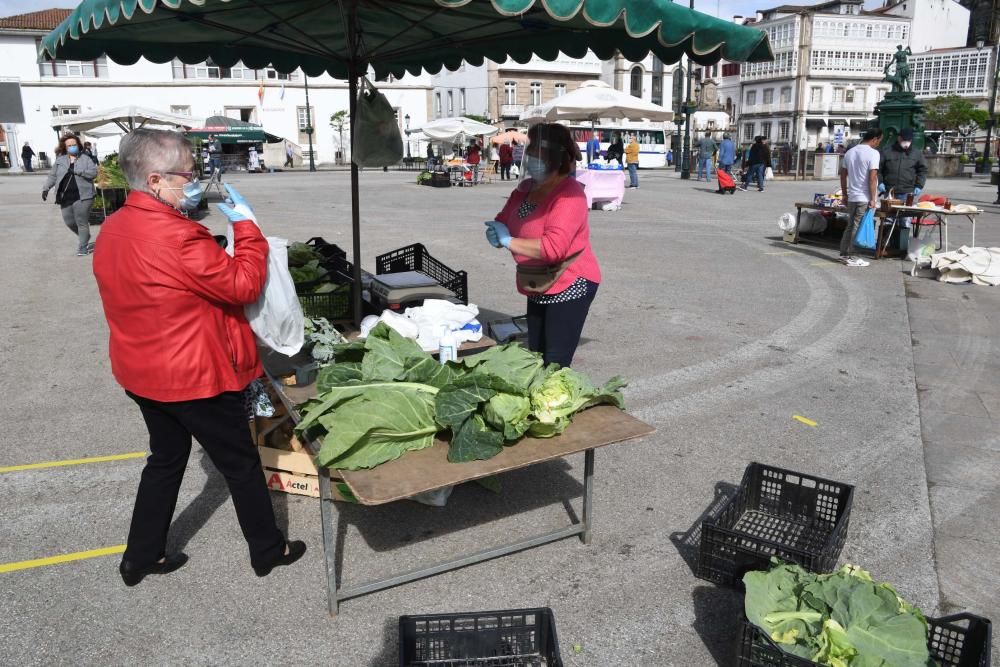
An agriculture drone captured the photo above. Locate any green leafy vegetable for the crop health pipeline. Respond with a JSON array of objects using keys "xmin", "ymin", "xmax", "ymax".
[
  {"xmin": 287, "ymin": 242, "xmax": 323, "ymax": 267},
  {"xmin": 743, "ymin": 561, "xmax": 934, "ymax": 667},
  {"xmin": 294, "ymin": 323, "xmax": 627, "ymax": 470}
]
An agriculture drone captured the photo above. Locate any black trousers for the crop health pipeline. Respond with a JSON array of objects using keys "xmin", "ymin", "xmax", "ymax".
[
  {"xmin": 124, "ymin": 390, "xmax": 285, "ymax": 569},
  {"xmin": 500, "ymin": 162, "xmax": 512, "ymax": 180},
  {"xmin": 526, "ymin": 285, "xmax": 598, "ymax": 367}
]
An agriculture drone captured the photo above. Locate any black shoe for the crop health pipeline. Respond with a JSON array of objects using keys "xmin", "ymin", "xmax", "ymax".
[
  {"xmin": 253, "ymin": 540, "xmax": 306, "ymax": 577},
  {"xmin": 119, "ymin": 553, "xmax": 189, "ymax": 587}
]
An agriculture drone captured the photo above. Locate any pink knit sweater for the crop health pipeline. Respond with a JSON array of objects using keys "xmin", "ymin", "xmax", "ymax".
[{"xmin": 496, "ymin": 177, "xmax": 602, "ymax": 296}]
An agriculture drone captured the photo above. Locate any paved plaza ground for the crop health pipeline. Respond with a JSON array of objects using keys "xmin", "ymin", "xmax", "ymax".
[{"xmin": 1, "ymin": 167, "xmax": 997, "ymax": 665}]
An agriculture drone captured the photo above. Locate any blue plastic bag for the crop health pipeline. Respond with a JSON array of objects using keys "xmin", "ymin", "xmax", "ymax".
[{"xmin": 854, "ymin": 208, "xmax": 876, "ymax": 250}]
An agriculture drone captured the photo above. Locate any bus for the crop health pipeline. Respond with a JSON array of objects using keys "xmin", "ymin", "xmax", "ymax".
[{"xmin": 568, "ymin": 122, "xmax": 670, "ymax": 168}]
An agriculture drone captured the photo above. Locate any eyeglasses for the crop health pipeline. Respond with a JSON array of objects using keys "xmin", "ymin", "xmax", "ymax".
[{"xmin": 165, "ymin": 171, "xmax": 196, "ymax": 182}]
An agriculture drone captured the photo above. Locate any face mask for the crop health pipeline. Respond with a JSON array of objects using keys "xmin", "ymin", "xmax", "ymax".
[
  {"xmin": 157, "ymin": 179, "xmax": 203, "ymax": 212},
  {"xmin": 900, "ymin": 141, "xmax": 912, "ymax": 149},
  {"xmin": 67, "ymin": 146, "xmax": 79, "ymax": 156},
  {"xmin": 522, "ymin": 154, "xmax": 549, "ymax": 182}
]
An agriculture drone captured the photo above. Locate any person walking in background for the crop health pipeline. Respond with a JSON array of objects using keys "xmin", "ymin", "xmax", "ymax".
[
  {"xmin": 484, "ymin": 123, "xmax": 601, "ymax": 368},
  {"xmin": 718, "ymin": 134, "xmax": 735, "ymax": 174},
  {"xmin": 42, "ymin": 132, "xmax": 98, "ymax": 256},
  {"xmin": 467, "ymin": 138, "xmax": 482, "ymax": 183},
  {"xmin": 93, "ymin": 129, "xmax": 305, "ymax": 587},
  {"xmin": 207, "ymin": 134, "xmax": 222, "ymax": 174},
  {"xmin": 586, "ymin": 131, "xmax": 601, "ymax": 163},
  {"xmin": 284, "ymin": 142, "xmax": 294, "ymax": 168},
  {"xmin": 512, "ymin": 139, "xmax": 525, "ymax": 170},
  {"xmin": 498, "ymin": 140, "xmax": 514, "ymax": 180},
  {"xmin": 606, "ymin": 133, "xmax": 624, "ymax": 167},
  {"xmin": 839, "ymin": 128, "xmax": 883, "ymax": 267},
  {"xmin": 624, "ymin": 134, "xmax": 640, "ymax": 188},
  {"xmin": 21, "ymin": 142, "xmax": 35, "ymax": 172},
  {"xmin": 742, "ymin": 136, "xmax": 770, "ymax": 192},
  {"xmin": 83, "ymin": 141, "xmax": 97, "ymax": 161},
  {"xmin": 696, "ymin": 131, "xmax": 717, "ymax": 181}
]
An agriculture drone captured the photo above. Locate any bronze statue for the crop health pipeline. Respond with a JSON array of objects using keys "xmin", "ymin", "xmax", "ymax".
[{"xmin": 883, "ymin": 45, "xmax": 913, "ymax": 93}]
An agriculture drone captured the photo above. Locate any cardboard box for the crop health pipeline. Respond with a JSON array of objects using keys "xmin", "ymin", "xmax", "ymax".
[{"xmin": 258, "ymin": 445, "xmax": 357, "ymax": 502}]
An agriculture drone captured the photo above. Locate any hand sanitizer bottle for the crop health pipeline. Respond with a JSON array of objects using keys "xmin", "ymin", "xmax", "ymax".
[{"xmin": 438, "ymin": 330, "xmax": 458, "ymax": 364}]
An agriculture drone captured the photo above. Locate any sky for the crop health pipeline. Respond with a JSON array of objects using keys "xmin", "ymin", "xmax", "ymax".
[{"xmin": 0, "ymin": 0, "xmax": 888, "ymax": 22}]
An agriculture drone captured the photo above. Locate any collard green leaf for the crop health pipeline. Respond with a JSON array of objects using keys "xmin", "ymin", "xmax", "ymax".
[
  {"xmin": 435, "ymin": 375, "xmax": 497, "ymax": 430},
  {"xmin": 459, "ymin": 343, "xmax": 545, "ymax": 394},
  {"xmin": 313, "ymin": 385, "xmax": 440, "ymax": 470},
  {"xmin": 316, "ymin": 362, "xmax": 364, "ymax": 390},
  {"xmin": 447, "ymin": 413, "xmax": 504, "ymax": 463}
]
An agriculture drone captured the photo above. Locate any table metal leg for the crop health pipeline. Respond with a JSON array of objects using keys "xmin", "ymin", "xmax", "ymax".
[
  {"xmin": 581, "ymin": 449, "xmax": 594, "ymax": 545},
  {"xmin": 317, "ymin": 467, "xmax": 339, "ymax": 616}
]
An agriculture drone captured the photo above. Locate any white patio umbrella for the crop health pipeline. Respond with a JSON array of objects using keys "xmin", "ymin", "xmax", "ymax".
[
  {"xmin": 413, "ymin": 116, "xmax": 500, "ymax": 144},
  {"xmin": 520, "ymin": 80, "xmax": 674, "ymax": 123},
  {"xmin": 52, "ymin": 105, "xmax": 200, "ymax": 134}
]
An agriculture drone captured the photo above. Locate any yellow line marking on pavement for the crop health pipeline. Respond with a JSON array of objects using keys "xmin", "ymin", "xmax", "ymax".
[
  {"xmin": 793, "ymin": 415, "xmax": 818, "ymax": 427},
  {"xmin": 764, "ymin": 251, "xmax": 796, "ymax": 255},
  {"xmin": 0, "ymin": 545, "xmax": 126, "ymax": 574},
  {"xmin": 0, "ymin": 452, "xmax": 146, "ymax": 474}
]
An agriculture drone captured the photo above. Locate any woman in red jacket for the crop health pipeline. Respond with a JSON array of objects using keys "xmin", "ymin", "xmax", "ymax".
[
  {"xmin": 485, "ymin": 123, "xmax": 601, "ymax": 367},
  {"xmin": 92, "ymin": 129, "xmax": 304, "ymax": 586}
]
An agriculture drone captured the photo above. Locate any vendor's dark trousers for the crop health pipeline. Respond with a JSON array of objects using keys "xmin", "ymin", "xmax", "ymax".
[
  {"xmin": 124, "ymin": 390, "xmax": 285, "ymax": 569},
  {"xmin": 527, "ymin": 284, "xmax": 598, "ymax": 368},
  {"xmin": 500, "ymin": 162, "xmax": 512, "ymax": 180}
]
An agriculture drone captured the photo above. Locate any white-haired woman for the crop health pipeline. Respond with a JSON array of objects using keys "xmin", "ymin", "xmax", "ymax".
[
  {"xmin": 42, "ymin": 132, "xmax": 97, "ymax": 256},
  {"xmin": 92, "ymin": 128, "xmax": 305, "ymax": 586}
]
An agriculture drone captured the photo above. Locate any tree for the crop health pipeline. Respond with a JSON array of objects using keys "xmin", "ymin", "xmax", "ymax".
[
  {"xmin": 329, "ymin": 110, "xmax": 349, "ymax": 164},
  {"xmin": 923, "ymin": 95, "xmax": 989, "ymax": 153},
  {"xmin": 462, "ymin": 113, "xmax": 490, "ymax": 124}
]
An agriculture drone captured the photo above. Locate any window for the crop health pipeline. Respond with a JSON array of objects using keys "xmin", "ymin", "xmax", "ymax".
[
  {"xmin": 746, "ymin": 90, "xmax": 757, "ymax": 106},
  {"xmin": 459, "ymin": 89, "xmax": 466, "ymax": 114},
  {"xmin": 530, "ymin": 82, "xmax": 541, "ymax": 105},
  {"xmin": 56, "ymin": 106, "xmax": 80, "ymax": 116},
  {"xmin": 855, "ymin": 88, "xmax": 866, "ymax": 105},
  {"xmin": 810, "ymin": 87, "xmax": 822, "ymax": 104},
  {"xmin": 763, "ymin": 88, "xmax": 774, "ymax": 104},
  {"xmin": 296, "ymin": 106, "xmax": 314, "ymax": 131},
  {"xmin": 435, "ymin": 93, "xmax": 442, "ymax": 116},
  {"xmin": 780, "ymin": 87, "xmax": 792, "ymax": 104},
  {"xmin": 722, "ymin": 63, "xmax": 741, "ymax": 77},
  {"xmin": 651, "ymin": 75, "xmax": 662, "ymax": 106},
  {"xmin": 554, "ymin": 83, "xmax": 566, "ymax": 97},
  {"xmin": 447, "ymin": 91, "xmax": 454, "ymax": 115},
  {"xmin": 630, "ymin": 66, "xmax": 643, "ymax": 98},
  {"xmin": 170, "ymin": 105, "xmax": 191, "ymax": 117},
  {"xmin": 504, "ymin": 81, "xmax": 517, "ymax": 105},
  {"xmin": 761, "ymin": 122, "xmax": 772, "ymax": 139},
  {"xmin": 833, "ymin": 87, "xmax": 844, "ymax": 103},
  {"xmin": 743, "ymin": 123, "xmax": 755, "ymax": 141},
  {"xmin": 779, "ymin": 121, "xmax": 790, "ymax": 141},
  {"xmin": 845, "ymin": 89, "xmax": 855, "ymax": 103},
  {"xmin": 38, "ymin": 54, "xmax": 109, "ymax": 79}
]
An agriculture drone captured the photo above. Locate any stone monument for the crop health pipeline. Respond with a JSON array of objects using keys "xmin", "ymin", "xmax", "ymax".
[{"xmin": 872, "ymin": 44, "xmax": 926, "ymax": 151}]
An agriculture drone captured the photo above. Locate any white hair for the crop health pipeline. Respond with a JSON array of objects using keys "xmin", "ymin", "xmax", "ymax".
[{"xmin": 118, "ymin": 129, "xmax": 193, "ymax": 191}]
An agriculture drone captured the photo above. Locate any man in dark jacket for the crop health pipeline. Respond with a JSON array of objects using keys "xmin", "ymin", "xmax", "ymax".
[
  {"xmin": 879, "ymin": 127, "xmax": 927, "ymax": 199},
  {"xmin": 742, "ymin": 136, "xmax": 770, "ymax": 192},
  {"xmin": 21, "ymin": 142, "xmax": 35, "ymax": 172}
]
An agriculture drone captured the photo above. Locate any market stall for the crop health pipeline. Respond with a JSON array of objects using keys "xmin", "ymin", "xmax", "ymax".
[{"xmin": 185, "ymin": 116, "xmax": 284, "ymax": 173}]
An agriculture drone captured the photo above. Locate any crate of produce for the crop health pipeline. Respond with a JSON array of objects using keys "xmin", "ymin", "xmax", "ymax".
[
  {"xmin": 399, "ymin": 607, "xmax": 562, "ymax": 667},
  {"xmin": 297, "ymin": 284, "xmax": 352, "ymax": 322},
  {"xmin": 737, "ymin": 612, "xmax": 992, "ymax": 667},
  {"xmin": 696, "ymin": 462, "xmax": 853, "ymax": 586},
  {"xmin": 376, "ymin": 243, "xmax": 468, "ymax": 305}
]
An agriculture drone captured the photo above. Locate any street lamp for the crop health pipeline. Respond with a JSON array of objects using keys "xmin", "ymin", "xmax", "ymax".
[
  {"xmin": 975, "ymin": 38, "xmax": 999, "ymax": 174},
  {"xmin": 404, "ymin": 113, "xmax": 411, "ymax": 159},
  {"xmin": 50, "ymin": 105, "xmax": 61, "ymax": 141},
  {"xmin": 303, "ymin": 75, "xmax": 316, "ymax": 172}
]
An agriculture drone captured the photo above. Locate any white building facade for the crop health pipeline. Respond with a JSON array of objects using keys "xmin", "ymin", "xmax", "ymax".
[{"xmin": 0, "ymin": 9, "xmax": 433, "ymax": 169}]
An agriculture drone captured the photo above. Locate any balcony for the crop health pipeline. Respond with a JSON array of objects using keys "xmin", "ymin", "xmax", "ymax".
[
  {"xmin": 741, "ymin": 102, "xmax": 794, "ymax": 115},
  {"xmin": 500, "ymin": 104, "xmax": 524, "ymax": 118}
]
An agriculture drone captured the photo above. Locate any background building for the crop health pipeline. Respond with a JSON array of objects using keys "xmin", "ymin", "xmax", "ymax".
[{"xmin": 0, "ymin": 9, "xmax": 433, "ymax": 169}]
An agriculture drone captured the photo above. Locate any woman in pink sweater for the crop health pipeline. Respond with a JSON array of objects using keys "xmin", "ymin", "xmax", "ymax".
[{"xmin": 485, "ymin": 123, "xmax": 601, "ymax": 367}]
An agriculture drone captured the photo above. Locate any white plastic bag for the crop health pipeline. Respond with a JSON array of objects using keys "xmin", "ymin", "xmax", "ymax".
[
  {"xmin": 245, "ymin": 237, "xmax": 305, "ymax": 356},
  {"xmin": 778, "ymin": 212, "xmax": 796, "ymax": 232},
  {"xmin": 353, "ymin": 78, "xmax": 404, "ymax": 167},
  {"xmin": 765, "ymin": 166, "xmax": 775, "ymax": 180}
]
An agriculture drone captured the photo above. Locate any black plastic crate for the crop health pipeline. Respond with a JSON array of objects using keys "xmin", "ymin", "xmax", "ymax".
[
  {"xmin": 399, "ymin": 608, "xmax": 563, "ymax": 667},
  {"xmin": 305, "ymin": 236, "xmax": 347, "ymax": 261},
  {"xmin": 738, "ymin": 612, "xmax": 992, "ymax": 667},
  {"xmin": 697, "ymin": 463, "xmax": 853, "ymax": 586},
  {"xmin": 376, "ymin": 243, "xmax": 468, "ymax": 304}
]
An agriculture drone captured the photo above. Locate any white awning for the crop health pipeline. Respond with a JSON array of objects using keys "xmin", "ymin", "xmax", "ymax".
[
  {"xmin": 51, "ymin": 105, "xmax": 200, "ymax": 134},
  {"xmin": 520, "ymin": 80, "xmax": 674, "ymax": 124}
]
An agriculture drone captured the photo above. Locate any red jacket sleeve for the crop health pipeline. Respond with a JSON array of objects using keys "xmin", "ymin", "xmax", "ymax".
[
  {"xmin": 178, "ymin": 221, "xmax": 268, "ymax": 306},
  {"xmin": 537, "ymin": 188, "xmax": 588, "ymax": 264}
]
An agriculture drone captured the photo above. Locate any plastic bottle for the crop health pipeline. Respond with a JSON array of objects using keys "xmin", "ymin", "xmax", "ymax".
[{"xmin": 438, "ymin": 330, "xmax": 458, "ymax": 365}]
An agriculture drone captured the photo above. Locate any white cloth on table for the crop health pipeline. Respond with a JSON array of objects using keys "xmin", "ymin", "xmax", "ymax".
[
  {"xmin": 930, "ymin": 246, "xmax": 1000, "ymax": 286},
  {"xmin": 405, "ymin": 299, "xmax": 482, "ymax": 351}
]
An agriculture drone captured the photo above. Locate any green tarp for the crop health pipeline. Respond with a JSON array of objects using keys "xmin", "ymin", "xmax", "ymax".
[
  {"xmin": 40, "ymin": 0, "xmax": 772, "ymax": 77},
  {"xmin": 185, "ymin": 116, "xmax": 282, "ymax": 144}
]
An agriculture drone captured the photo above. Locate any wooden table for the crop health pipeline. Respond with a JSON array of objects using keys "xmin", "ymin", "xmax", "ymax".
[
  {"xmin": 269, "ymin": 375, "xmax": 655, "ymax": 615},
  {"xmin": 880, "ymin": 205, "xmax": 981, "ymax": 256}
]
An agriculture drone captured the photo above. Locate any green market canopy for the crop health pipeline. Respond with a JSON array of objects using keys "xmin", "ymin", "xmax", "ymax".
[
  {"xmin": 40, "ymin": 0, "xmax": 772, "ymax": 77},
  {"xmin": 186, "ymin": 116, "xmax": 283, "ymax": 144}
]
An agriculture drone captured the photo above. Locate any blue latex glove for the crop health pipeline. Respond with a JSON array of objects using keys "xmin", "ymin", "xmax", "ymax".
[
  {"xmin": 223, "ymin": 183, "xmax": 252, "ymax": 212},
  {"xmin": 217, "ymin": 183, "xmax": 256, "ymax": 224},
  {"xmin": 485, "ymin": 223, "xmax": 501, "ymax": 248},
  {"xmin": 877, "ymin": 182, "xmax": 886, "ymax": 194},
  {"xmin": 216, "ymin": 202, "xmax": 248, "ymax": 224},
  {"xmin": 913, "ymin": 187, "xmax": 922, "ymax": 197},
  {"xmin": 485, "ymin": 220, "xmax": 512, "ymax": 248}
]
